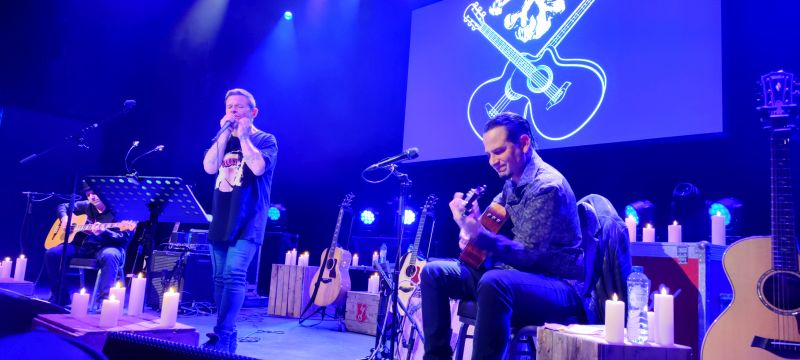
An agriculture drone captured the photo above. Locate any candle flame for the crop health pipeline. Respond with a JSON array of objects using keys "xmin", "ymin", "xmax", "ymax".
[
  {"xmin": 373, "ymin": 251, "xmax": 378, "ymax": 256},
  {"xmin": 303, "ymin": 251, "xmax": 309, "ymax": 256},
  {"xmin": 661, "ymin": 286, "xmax": 669, "ymax": 295},
  {"xmin": 110, "ymin": 294, "xmax": 117, "ymax": 301},
  {"xmin": 115, "ymin": 281, "xmax": 122, "ymax": 288},
  {"xmin": 716, "ymin": 211, "xmax": 721, "ymax": 217},
  {"xmin": 372, "ymin": 272, "xmax": 378, "ymax": 278},
  {"xmin": 673, "ymin": 220, "xmax": 678, "ymax": 226},
  {"xmin": 80, "ymin": 288, "xmax": 86, "ymax": 295},
  {"xmin": 353, "ymin": 254, "xmax": 358, "ymax": 258},
  {"xmin": 19, "ymin": 254, "xmax": 25, "ymax": 259},
  {"xmin": 138, "ymin": 272, "xmax": 144, "ymax": 279},
  {"xmin": 4, "ymin": 257, "xmax": 9, "ymax": 261},
  {"xmin": 168, "ymin": 287, "xmax": 176, "ymax": 293},
  {"xmin": 646, "ymin": 223, "xmax": 652, "ymax": 229},
  {"xmin": 612, "ymin": 293, "xmax": 618, "ymax": 301}
]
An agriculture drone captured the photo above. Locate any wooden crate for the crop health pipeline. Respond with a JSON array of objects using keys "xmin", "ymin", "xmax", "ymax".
[
  {"xmin": 536, "ymin": 325, "xmax": 692, "ymax": 360},
  {"xmin": 0, "ymin": 279, "xmax": 34, "ymax": 296},
  {"xmin": 33, "ymin": 313, "xmax": 198, "ymax": 352},
  {"xmin": 267, "ymin": 264, "xmax": 319, "ymax": 318},
  {"xmin": 344, "ymin": 291, "xmax": 379, "ymax": 336}
]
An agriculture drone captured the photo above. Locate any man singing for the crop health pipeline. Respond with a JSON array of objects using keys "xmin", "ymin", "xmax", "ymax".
[
  {"xmin": 202, "ymin": 88, "xmax": 278, "ymax": 353},
  {"xmin": 421, "ymin": 112, "xmax": 584, "ymax": 359}
]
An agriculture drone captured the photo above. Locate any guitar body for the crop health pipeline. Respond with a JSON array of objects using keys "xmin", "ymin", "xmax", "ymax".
[
  {"xmin": 309, "ymin": 246, "xmax": 352, "ymax": 306},
  {"xmin": 44, "ymin": 214, "xmax": 88, "ymax": 249},
  {"xmin": 702, "ymin": 236, "xmax": 800, "ymax": 359},
  {"xmin": 468, "ymin": 47, "xmax": 606, "ymax": 141},
  {"xmin": 397, "ymin": 252, "xmax": 427, "ymax": 317},
  {"xmin": 459, "ymin": 202, "xmax": 508, "ymax": 270}
]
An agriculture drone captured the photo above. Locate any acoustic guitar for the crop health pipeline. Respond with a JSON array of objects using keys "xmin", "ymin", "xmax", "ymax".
[
  {"xmin": 397, "ymin": 194, "xmax": 438, "ymax": 316},
  {"xmin": 459, "ymin": 186, "xmax": 509, "ymax": 270},
  {"xmin": 309, "ymin": 193, "xmax": 354, "ymax": 307},
  {"xmin": 44, "ymin": 214, "xmax": 138, "ymax": 249},
  {"xmin": 701, "ymin": 71, "xmax": 800, "ymax": 359}
]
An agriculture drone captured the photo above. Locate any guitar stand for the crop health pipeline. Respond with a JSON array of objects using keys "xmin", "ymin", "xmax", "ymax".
[{"xmin": 299, "ymin": 251, "xmax": 346, "ymax": 331}]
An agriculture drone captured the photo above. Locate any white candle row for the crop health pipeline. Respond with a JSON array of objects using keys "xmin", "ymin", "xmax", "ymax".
[
  {"xmin": 297, "ymin": 252, "xmax": 310, "ymax": 267},
  {"xmin": 604, "ymin": 290, "xmax": 674, "ymax": 346},
  {"xmin": 0, "ymin": 255, "xmax": 27, "ymax": 281},
  {"xmin": 284, "ymin": 249, "xmax": 312, "ymax": 266},
  {"xmin": 625, "ymin": 215, "xmax": 726, "ymax": 245}
]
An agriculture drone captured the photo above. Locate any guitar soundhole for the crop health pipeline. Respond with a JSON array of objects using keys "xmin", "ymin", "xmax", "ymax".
[
  {"xmin": 760, "ymin": 271, "xmax": 800, "ymax": 313},
  {"xmin": 405, "ymin": 266, "xmax": 416, "ymax": 278}
]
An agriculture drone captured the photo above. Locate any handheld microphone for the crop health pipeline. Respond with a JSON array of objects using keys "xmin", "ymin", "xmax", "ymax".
[
  {"xmin": 211, "ymin": 120, "xmax": 234, "ymax": 143},
  {"xmin": 368, "ymin": 147, "xmax": 420, "ymax": 169}
]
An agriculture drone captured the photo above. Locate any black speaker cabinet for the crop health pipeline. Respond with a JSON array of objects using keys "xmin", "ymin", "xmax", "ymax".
[{"xmin": 146, "ymin": 250, "xmax": 214, "ymax": 309}]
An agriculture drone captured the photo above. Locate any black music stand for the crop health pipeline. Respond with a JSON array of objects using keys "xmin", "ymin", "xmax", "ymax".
[{"xmin": 83, "ymin": 176, "xmax": 209, "ymax": 302}]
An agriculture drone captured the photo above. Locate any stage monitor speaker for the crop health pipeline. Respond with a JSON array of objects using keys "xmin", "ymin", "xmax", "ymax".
[
  {"xmin": 103, "ymin": 331, "xmax": 259, "ymax": 360},
  {"xmin": 147, "ymin": 250, "xmax": 214, "ymax": 309},
  {"xmin": 257, "ymin": 232, "xmax": 299, "ymax": 295},
  {"xmin": 0, "ymin": 288, "xmax": 68, "ymax": 336}
]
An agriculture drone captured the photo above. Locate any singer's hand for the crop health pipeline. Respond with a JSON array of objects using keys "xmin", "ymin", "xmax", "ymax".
[{"xmin": 233, "ymin": 115, "xmax": 253, "ymax": 139}]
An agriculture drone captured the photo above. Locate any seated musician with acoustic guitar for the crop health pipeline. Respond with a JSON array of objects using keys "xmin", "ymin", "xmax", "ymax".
[
  {"xmin": 44, "ymin": 182, "xmax": 134, "ymax": 306},
  {"xmin": 420, "ymin": 112, "xmax": 585, "ymax": 359}
]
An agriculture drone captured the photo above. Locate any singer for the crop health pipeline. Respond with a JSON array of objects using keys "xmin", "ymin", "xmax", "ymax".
[
  {"xmin": 420, "ymin": 113, "xmax": 585, "ymax": 359},
  {"xmin": 202, "ymin": 88, "xmax": 278, "ymax": 353}
]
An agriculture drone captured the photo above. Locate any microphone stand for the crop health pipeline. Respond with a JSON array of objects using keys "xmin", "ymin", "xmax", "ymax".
[{"xmin": 389, "ymin": 166, "xmax": 411, "ymax": 359}]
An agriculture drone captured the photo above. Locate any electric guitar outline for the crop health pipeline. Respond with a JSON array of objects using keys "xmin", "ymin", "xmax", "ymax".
[{"xmin": 464, "ymin": 0, "xmax": 607, "ymax": 141}]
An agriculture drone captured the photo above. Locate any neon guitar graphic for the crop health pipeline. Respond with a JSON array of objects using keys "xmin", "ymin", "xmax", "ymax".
[{"xmin": 464, "ymin": 0, "xmax": 606, "ymax": 141}]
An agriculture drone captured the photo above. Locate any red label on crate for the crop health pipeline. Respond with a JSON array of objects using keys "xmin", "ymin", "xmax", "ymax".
[{"xmin": 356, "ymin": 303, "xmax": 369, "ymax": 322}]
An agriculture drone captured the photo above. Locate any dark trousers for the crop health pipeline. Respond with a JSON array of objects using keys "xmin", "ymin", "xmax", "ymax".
[
  {"xmin": 420, "ymin": 259, "xmax": 582, "ymax": 360},
  {"xmin": 44, "ymin": 244, "xmax": 124, "ymax": 305}
]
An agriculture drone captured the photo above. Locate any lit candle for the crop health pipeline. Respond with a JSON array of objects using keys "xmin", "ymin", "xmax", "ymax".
[
  {"xmin": 284, "ymin": 250, "xmax": 291, "ymax": 265},
  {"xmin": 372, "ymin": 251, "xmax": 379, "ymax": 266},
  {"xmin": 160, "ymin": 287, "xmax": 180, "ymax": 328},
  {"xmin": 0, "ymin": 257, "xmax": 11, "ymax": 278},
  {"xmin": 13, "ymin": 254, "xmax": 27, "ymax": 281},
  {"xmin": 71, "ymin": 288, "xmax": 90, "ymax": 318},
  {"xmin": 368, "ymin": 273, "xmax": 380, "ymax": 294},
  {"xmin": 109, "ymin": 281, "xmax": 126, "ymax": 317},
  {"xmin": 625, "ymin": 216, "xmax": 637, "ymax": 242},
  {"xmin": 654, "ymin": 287, "xmax": 674, "ymax": 346},
  {"xmin": 303, "ymin": 252, "xmax": 311, "ymax": 266},
  {"xmin": 99, "ymin": 294, "xmax": 121, "ymax": 328},
  {"xmin": 290, "ymin": 249, "xmax": 298, "ymax": 266},
  {"xmin": 352, "ymin": 253, "xmax": 359, "ymax": 267},
  {"xmin": 643, "ymin": 224, "xmax": 655, "ymax": 243},
  {"xmin": 647, "ymin": 311, "xmax": 657, "ymax": 342},
  {"xmin": 711, "ymin": 212, "xmax": 726, "ymax": 246},
  {"xmin": 128, "ymin": 273, "xmax": 146, "ymax": 316},
  {"xmin": 604, "ymin": 293, "xmax": 625, "ymax": 344},
  {"xmin": 667, "ymin": 221, "xmax": 682, "ymax": 243}
]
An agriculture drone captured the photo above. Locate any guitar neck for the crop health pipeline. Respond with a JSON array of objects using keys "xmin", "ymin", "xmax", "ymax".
[
  {"xmin": 540, "ymin": 0, "xmax": 595, "ymax": 52},
  {"xmin": 329, "ymin": 208, "xmax": 345, "ymax": 254},
  {"xmin": 770, "ymin": 129, "xmax": 798, "ymax": 272},
  {"xmin": 477, "ymin": 22, "xmax": 537, "ymax": 80},
  {"xmin": 73, "ymin": 221, "xmax": 128, "ymax": 232},
  {"xmin": 408, "ymin": 207, "xmax": 430, "ymax": 267}
]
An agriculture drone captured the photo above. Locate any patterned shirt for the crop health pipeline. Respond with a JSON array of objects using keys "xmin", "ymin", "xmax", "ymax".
[{"xmin": 475, "ymin": 155, "xmax": 584, "ymax": 280}]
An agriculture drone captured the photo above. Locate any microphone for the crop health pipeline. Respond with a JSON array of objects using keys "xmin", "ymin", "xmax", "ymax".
[
  {"xmin": 131, "ymin": 144, "xmax": 165, "ymax": 166},
  {"xmin": 124, "ymin": 140, "xmax": 140, "ymax": 174},
  {"xmin": 368, "ymin": 147, "xmax": 419, "ymax": 169},
  {"xmin": 123, "ymin": 100, "xmax": 137, "ymax": 113},
  {"xmin": 211, "ymin": 120, "xmax": 233, "ymax": 143}
]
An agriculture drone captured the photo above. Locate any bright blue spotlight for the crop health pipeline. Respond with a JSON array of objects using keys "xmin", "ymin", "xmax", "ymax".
[
  {"xmin": 624, "ymin": 205, "xmax": 639, "ymax": 224},
  {"xmin": 268, "ymin": 206, "xmax": 281, "ymax": 221},
  {"xmin": 360, "ymin": 210, "xmax": 376, "ymax": 225},
  {"xmin": 403, "ymin": 209, "xmax": 416, "ymax": 225},
  {"xmin": 708, "ymin": 203, "xmax": 731, "ymax": 226},
  {"xmin": 283, "ymin": 11, "xmax": 293, "ymax": 21}
]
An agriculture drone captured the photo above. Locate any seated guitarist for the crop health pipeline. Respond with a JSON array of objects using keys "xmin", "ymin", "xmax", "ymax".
[
  {"xmin": 420, "ymin": 112, "xmax": 584, "ymax": 360},
  {"xmin": 44, "ymin": 181, "xmax": 133, "ymax": 306}
]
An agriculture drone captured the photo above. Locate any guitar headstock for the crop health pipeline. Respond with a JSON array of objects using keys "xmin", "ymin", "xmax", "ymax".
[
  {"xmin": 340, "ymin": 193, "xmax": 355, "ymax": 209},
  {"xmin": 423, "ymin": 194, "xmax": 439, "ymax": 210},
  {"xmin": 463, "ymin": 2, "xmax": 486, "ymax": 32},
  {"xmin": 758, "ymin": 70, "xmax": 799, "ymax": 130},
  {"xmin": 118, "ymin": 220, "xmax": 138, "ymax": 232},
  {"xmin": 462, "ymin": 185, "xmax": 486, "ymax": 217}
]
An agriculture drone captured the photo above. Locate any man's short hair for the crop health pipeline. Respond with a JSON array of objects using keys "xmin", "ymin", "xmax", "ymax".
[
  {"xmin": 484, "ymin": 112, "xmax": 535, "ymax": 147},
  {"xmin": 225, "ymin": 88, "xmax": 257, "ymax": 109}
]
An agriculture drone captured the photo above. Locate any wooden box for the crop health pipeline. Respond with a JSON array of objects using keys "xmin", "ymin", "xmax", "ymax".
[
  {"xmin": 267, "ymin": 264, "xmax": 319, "ymax": 318},
  {"xmin": 630, "ymin": 241, "xmax": 731, "ymax": 355},
  {"xmin": 0, "ymin": 279, "xmax": 35, "ymax": 296},
  {"xmin": 344, "ymin": 291, "xmax": 380, "ymax": 336},
  {"xmin": 33, "ymin": 313, "xmax": 198, "ymax": 352},
  {"xmin": 536, "ymin": 325, "xmax": 692, "ymax": 360}
]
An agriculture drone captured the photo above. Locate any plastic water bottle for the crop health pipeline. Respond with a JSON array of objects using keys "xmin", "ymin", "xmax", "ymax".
[{"xmin": 626, "ymin": 266, "xmax": 650, "ymax": 344}]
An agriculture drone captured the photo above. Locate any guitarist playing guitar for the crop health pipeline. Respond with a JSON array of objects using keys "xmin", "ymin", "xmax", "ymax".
[
  {"xmin": 420, "ymin": 112, "xmax": 584, "ymax": 359},
  {"xmin": 702, "ymin": 71, "xmax": 800, "ymax": 359}
]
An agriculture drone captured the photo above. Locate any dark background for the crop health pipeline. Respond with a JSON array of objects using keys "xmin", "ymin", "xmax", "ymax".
[{"xmin": 1, "ymin": 0, "xmax": 798, "ymax": 287}]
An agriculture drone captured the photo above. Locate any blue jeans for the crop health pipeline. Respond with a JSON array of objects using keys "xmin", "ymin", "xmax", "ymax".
[
  {"xmin": 420, "ymin": 259, "xmax": 582, "ymax": 360},
  {"xmin": 45, "ymin": 244, "xmax": 124, "ymax": 304},
  {"xmin": 210, "ymin": 240, "xmax": 258, "ymax": 334}
]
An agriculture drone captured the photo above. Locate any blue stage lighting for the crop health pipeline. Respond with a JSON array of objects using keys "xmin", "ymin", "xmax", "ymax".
[
  {"xmin": 403, "ymin": 209, "xmax": 416, "ymax": 225},
  {"xmin": 268, "ymin": 206, "xmax": 281, "ymax": 221},
  {"xmin": 360, "ymin": 209, "xmax": 376, "ymax": 225},
  {"xmin": 708, "ymin": 198, "xmax": 742, "ymax": 227},
  {"xmin": 283, "ymin": 11, "xmax": 293, "ymax": 21},
  {"xmin": 624, "ymin": 199, "xmax": 654, "ymax": 225}
]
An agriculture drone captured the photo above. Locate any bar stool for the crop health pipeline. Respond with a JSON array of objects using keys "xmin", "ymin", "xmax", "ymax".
[{"xmin": 453, "ymin": 300, "xmax": 537, "ymax": 360}]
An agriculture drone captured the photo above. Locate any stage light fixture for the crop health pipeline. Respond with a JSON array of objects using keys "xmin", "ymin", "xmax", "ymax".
[
  {"xmin": 283, "ymin": 11, "xmax": 293, "ymax": 21},
  {"xmin": 403, "ymin": 209, "xmax": 416, "ymax": 225},
  {"xmin": 360, "ymin": 209, "xmax": 376, "ymax": 225},
  {"xmin": 267, "ymin": 203, "xmax": 287, "ymax": 230},
  {"xmin": 625, "ymin": 199, "xmax": 654, "ymax": 226},
  {"xmin": 708, "ymin": 197, "xmax": 743, "ymax": 227}
]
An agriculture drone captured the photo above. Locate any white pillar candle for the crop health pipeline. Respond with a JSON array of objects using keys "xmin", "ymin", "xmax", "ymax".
[
  {"xmin": 352, "ymin": 253, "xmax": 359, "ymax": 267},
  {"xmin": 625, "ymin": 216, "xmax": 637, "ymax": 243},
  {"xmin": 71, "ymin": 288, "xmax": 90, "ymax": 318},
  {"xmin": 647, "ymin": 311, "xmax": 657, "ymax": 342},
  {"xmin": 711, "ymin": 212, "xmax": 726, "ymax": 246},
  {"xmin": 300, "ymin": 252, "xmax": 310, "ymax": 267},
  {"xmin": 284, "ymin": 251, "xmax": 291, "ymax": 265},
  {"xmin": 109, "ymin": 281, "xmax": 126, "ymax": 317},
  {"xmin": 13, "ymin": 254, "xmax": 27, "ymax": 281},
  {"xmin": 642, "ymin": 224, "xmax": 655, "ymax": 243},
  {"xmin": 604, "ymin": 293, "xmax": 625, "ymax": 344},
  {"xmin": 290, "ymin": 249, "xmax": 297, "ymax": 266},
  {"xmin": 368, "ymin": 273, "xmax": 380, "ymax": 294},
  {"xmin": 127, "ymin": 273, "xmax": 147, "ymax": 316},
  {"xmin": 160, "ymin": 287, "xmax": 180, "ymax": 328},
  {"xmin": 372, "ymin": 251, "xmax": 379, "ymax": 266},
  {"xmin": 667, "ymin": 221, "xmax": 682, "ymax": 243},
  {"xmin": 0, "ymin": 257, "xmax": 12, "ymax": 278},
  {"xmin": 99, "ymin": 295, "xmax": 121, "ymax": 328},
  {"xmin": 654, "ymin": 287, "xmax": 674, "ymax": 346}
]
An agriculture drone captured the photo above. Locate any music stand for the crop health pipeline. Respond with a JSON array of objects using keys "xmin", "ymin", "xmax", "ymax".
[{"xmin": 83, "ymin": 176, "xmax": 209, "ymax": 303}]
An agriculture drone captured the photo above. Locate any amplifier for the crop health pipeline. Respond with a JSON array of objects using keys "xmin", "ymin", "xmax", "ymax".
[{"xmin": 146, "ymin": 250, "xmax": 214, "ymax": 310}]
